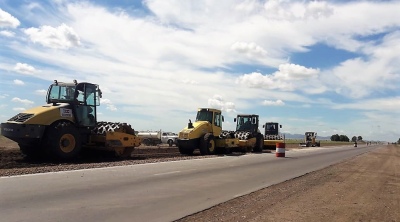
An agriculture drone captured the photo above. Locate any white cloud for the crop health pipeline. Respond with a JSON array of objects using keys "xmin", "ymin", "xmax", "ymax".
[
  {"xmin": 181, "ymin": 79, "xmax": 198, "ymax": 85},
  {"xmin": 304, "ymin": 1, "xmax": 334, "ymax": 19},
  {"xmin": 231, "ymin": 42, "xmax": 267, "ymax": 57},
  {"xmin": 13, "ymin": 79, "xmax": 25, "ymax": 85},
  {"xmin": 0, "ymin": 8, "xmax": 20, "ymax": 28},
  {"xmin": 11, "ymin": 97, "xmax": 34, "ymax": 106},
  {"xmin": 0, "ymin": 94, "xmax": 9, "ymax": 99},
  {"xmin": 24, "ymin": 23, "xmax": 81, "ymax": 49},
  {"xmin": 263, "ymin": 0, "xmax": 333, "ymax": 21},
  {"xmin": 262, "ymin": 99, "xmax": 285, "ymax": 106},
  {"xmin": 0, "ymin": 30, "xmax": 15, "ymax": 37},
  {"xmin": 274, "ymin": 63, "xmax": 320, "ymax": 80},
  {"xmin": 12, "ymin": 107, "xmax": 26, "ymax": 111},
  {"xmin": 14, "ymin": 63, "xmax": 36, "ymax": 74},
  {"xmin": 236, "ymin": 72, "xmax": 277, "ymax": 89},
  {"xmin": 326, "ymin": 31, "xmax": 400, "ymax": 99},
  {"xmin": 332, "ymin": 97, "xmax": 400, "ymax": 113},
  {"xmin": 235, "ymin": 63, "xmax": 319, "ymax": 91},
  {"xmin": 208, "ymin": 95, "xmax": 236, "ymax": 112},
  {"xmin": 100, "ymin": 98, "xmax": 117, "ymax": 111},
  {"xmin": 35, "ymin": 89, "xmax": 47, "ymax": 96}
]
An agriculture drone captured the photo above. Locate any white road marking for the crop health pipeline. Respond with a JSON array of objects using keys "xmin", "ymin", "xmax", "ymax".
[{"xmin": 153, "ymin": 171, "xmax": 181, "ymax": 176}]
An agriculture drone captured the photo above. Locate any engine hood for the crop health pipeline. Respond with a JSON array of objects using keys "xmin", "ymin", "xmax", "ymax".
[
  {"xmin": 179, "ymin": 121, "xmax": 212, "ymax": 139},
  {"xmin": 5, "ymin": 103, "xmax": 74, "ymax": 125}
]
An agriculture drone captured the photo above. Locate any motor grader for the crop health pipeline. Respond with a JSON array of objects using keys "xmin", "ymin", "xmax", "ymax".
[
  {"xmin": 263, "ymin": 122, "xmax": 285, "ymax": 149},
  {"xmin": 0, "ymin": 80, "xmax": 140, "ymax": 160},
  {"xmin": 176, "ymin": 108, "xmax": 262, "ymax": 155},
  {"xmin": 299, "ymin": 132, "xmax": 320, "ymax": 147}
]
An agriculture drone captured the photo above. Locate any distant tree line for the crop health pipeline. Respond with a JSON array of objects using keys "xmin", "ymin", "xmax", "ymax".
[
  {"xmin": 331, "ymin": 134, "xmax": 363, "ymax": 142},
  {"xmin": 352, "ymin": 136, "xmax": 363, "ymax": 142}
]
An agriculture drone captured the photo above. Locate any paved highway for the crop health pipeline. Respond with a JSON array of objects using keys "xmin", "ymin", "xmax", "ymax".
[{"xmin": 0, "ymin": 145, "xmax": 378, "ymax": 222}]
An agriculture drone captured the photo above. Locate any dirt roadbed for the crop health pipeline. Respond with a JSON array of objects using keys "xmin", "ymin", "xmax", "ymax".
[{"xmin": 177, "ymin": 145, "xmax": 400, "ymax": 222}]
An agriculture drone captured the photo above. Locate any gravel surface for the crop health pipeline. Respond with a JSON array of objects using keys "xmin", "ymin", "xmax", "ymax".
[
  {"xmin": 176, "ymin": 144, "xmax": 400, "ymax": 222},
  {"xmin": 0, "ymin": 145, "xmax": 218, "ymax": 177}
]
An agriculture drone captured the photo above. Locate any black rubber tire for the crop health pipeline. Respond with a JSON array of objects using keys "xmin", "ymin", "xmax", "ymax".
[
  {"xmin": 253, "ymin": 134, "xmax": 263, "ymax": 153},
  {"xmin": 200, "ymin": 133, "xmax": 215, "ymax": 155},
  {"xmin": 44, "ymin": 122, "xmax": 82, "ymax": 161},
  {"xmin": 120, "ymin": 147, "xmax": 135, "ymax": 159},
  {"xmin": 143, "ymin": 139, "xmax": 151, "ymax": 146},
  {"xmin": 168, "ymin": 140, "xmax": 173, "ymax": 147},
  {"xmin": 224, "ymin": 147, "xmax": 232, "ymax": 154},
  {"xmin": 19, "ymin": 144, "xmax": 45, "ymax": 159},
  {"xmin": 178, "ymin": 145, "xmax": 194, "ymax": 155}
]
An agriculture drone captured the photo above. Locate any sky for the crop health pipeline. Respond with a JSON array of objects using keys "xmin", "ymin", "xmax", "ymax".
[{"xmin": 0, "ymin": 0, "xmax": 399, "ymax": 142}]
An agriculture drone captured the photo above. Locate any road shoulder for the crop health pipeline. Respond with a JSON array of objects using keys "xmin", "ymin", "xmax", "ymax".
[{"xmin": 177, "ymin": 145, "xmax": 400, "ymax": 222}]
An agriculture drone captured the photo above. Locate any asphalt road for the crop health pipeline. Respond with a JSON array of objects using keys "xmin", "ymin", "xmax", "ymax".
[{"xmin": 0, "ymin": 144, "xmax": 378, "ymax": 222}]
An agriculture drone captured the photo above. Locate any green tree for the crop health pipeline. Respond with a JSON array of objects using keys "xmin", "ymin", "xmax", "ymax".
[
  {"xmin": 331, "ymin": 134, "xmax": 340, "ymax": 141},
  {"xmin": 339, "ymin": 135, "xmax": 350, "ymax": 142},
  {"xmin": 351, "ymin": 136, "xmax": 357, "ymax": 142},
  {"xmin": 357, "ymin": 136, "xmax": 363, "ymax": 141}
]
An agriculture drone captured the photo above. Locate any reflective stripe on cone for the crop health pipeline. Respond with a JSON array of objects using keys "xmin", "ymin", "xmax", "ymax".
[{"xmin": 276, "ymin": 142, "xmax": 285, "ymax": 157}]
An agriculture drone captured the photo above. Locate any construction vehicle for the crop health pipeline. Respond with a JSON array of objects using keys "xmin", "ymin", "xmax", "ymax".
[
  {"xmin": 0, "ymin": 80, "xmax": 141, "ymax": 160},
  {"xmin": 263, "ymin": 122, "xmax": 284, "ymax": 149},
  {"xmin": 176, "ymin": 108, "xmax": 262, "ymax": 155},
  {"xmin": 299, "ymin": 132, "xmax": 320, "ymax": 147},
  {"xmin": 232, "ymin": 114, "xmax": 264, "ymax": 152}
]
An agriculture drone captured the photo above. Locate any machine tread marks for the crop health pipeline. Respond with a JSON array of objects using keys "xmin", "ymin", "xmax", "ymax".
[
  {"xmin": 200, "ymin": 133, "xmax": 215, "ymax": 155},
  {"xmin": 44, "ymin": 121, "xmax": 82, "ymax": 161}
]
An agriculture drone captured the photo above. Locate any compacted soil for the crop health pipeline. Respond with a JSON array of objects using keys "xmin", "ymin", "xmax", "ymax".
[{"xmin": 177, "ymin": 144, "xmax": 400, "ymax": 222}]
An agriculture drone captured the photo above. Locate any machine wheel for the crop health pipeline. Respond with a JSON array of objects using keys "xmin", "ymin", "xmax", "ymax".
[
  {"xmin": 120, "ymin": 147, "xmax": 135, "ymax": 158},
  {"xmin": 200, "ymin": 133, "xmax": 215, "ymax": 155},
  {"xmin": 224, "ymin": 147, "xmax": 232, "ymax": 155},
  {"xmin": 253, "ymin": 134, "xmax": 263, "ymax": 153},
  {"xmin": 19, "ymin": 144, "xmax": 44, "ymax": 159},
  {"xmin": 45, "ymin": 122, "xmax": 82, "ymax": 161},
  {"xmin": 142, "ymin": 139, "xmax": 151, "ymax": 146},
  {"xmin": 178, "ymin": 145, "xmax": 194, "ymax": 155},
  {"xmin": 168, "ymin": 139, "xmax": 173, "ymax": 147}
]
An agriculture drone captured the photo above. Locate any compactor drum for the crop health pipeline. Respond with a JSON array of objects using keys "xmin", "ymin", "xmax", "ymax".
[{"xmin": 0, "ymin": 80, "xmax": 140, "ymax": 160}]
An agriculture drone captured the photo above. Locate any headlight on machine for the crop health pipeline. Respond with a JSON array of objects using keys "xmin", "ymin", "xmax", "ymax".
[{"xmin": 179, "ymin": 132, "xmax": 189, "ymax": 139}]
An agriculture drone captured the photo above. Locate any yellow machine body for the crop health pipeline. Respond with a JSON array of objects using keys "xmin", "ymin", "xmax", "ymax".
[
  {"xmin": 89, "ymin": 131, "xmax": 141, "ymax": 156},
  {"xmin": 177, "ymin": 108, "xmax": 261, "ymax": 154},
  {"xmin": 8, "ymin": 104, "xmax": 74, "ymax": 126},
  {"xmin": 0, "ymin": 80, "xmax": 140, "ymax": 160}
]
